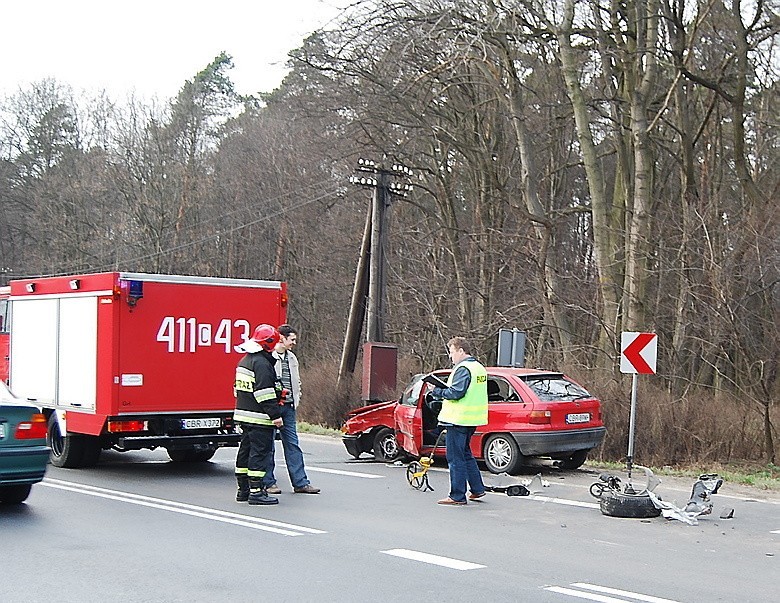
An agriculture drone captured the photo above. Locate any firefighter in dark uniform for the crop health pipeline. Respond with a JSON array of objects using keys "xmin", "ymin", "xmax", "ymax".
[{"xmin": 234, "ymin": 324, "xmax": 284, "ymax": 505}]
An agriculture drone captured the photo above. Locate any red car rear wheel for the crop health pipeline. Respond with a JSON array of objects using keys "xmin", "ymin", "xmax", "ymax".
[
  {"xmin": 558, "ymin": 449, "xmax": 589, "ymax": 470},
  {"xmin": 483, "ymin": 433, "xmax": 524, "ymax": 475}
]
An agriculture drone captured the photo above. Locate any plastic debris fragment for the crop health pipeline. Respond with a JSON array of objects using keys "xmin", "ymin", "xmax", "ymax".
[
  {"xmin": 484, "ymin": 472, "xmax": 544, "ymax": 496},
  {"xmin": 647, "ymin": 473, "xmax": 724, "ymax": 525},
  {"xmin": 520, "ymin": 473, "xmax": 550, "ymax": 493}
]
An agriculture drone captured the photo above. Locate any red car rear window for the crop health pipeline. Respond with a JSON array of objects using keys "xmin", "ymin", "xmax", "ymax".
[{"xmin": 518, "ymin": 374, "xmax": 592, "ymax": 402}]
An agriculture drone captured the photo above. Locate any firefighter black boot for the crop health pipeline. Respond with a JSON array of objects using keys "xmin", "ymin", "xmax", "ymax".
[
  {"xmin": 248, "ymin": 478, "xmax": 279, "ymax": 505},
  {"xmin": 236, "ymin": 474, "xmax": 250, "ymax": 502}
]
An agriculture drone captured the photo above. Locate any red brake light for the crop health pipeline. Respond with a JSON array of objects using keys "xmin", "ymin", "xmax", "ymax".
[
  {"xmin": 108, "ymin": 420, "xmax": 147, "ymax": 433},
  {"xmin": 529, "ymin": 410, "xmax": 551, "ymax": 424},
  {"xmin": 15, "ymin": 413, "xmax": 48, "ymax": 439}
]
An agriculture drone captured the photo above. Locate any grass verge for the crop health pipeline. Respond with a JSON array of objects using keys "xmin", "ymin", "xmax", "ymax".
[
  {"xmin": 298, "ymin": 422, "xmax": 342, "ymax": 437},
  {"xmin": 589, "ymin": 460, "xmax": 780, "ymax": 491}
]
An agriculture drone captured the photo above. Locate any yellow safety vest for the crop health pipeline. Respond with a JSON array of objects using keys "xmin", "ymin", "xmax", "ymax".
[{"xmin": 437, "ymin": 359, "xmax": 488, "ymax": 426}]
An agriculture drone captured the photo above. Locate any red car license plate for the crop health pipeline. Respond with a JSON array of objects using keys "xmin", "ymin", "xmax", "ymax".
[{"xmin": 566, "ymin": 413, "xmax": 590, "ymax": 424}]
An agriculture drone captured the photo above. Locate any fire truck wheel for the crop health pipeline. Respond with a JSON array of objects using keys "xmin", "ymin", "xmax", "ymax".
[
  {"xmin": 47, "ymin": 414, "xmax": 87, "ymax": 468},
  {"xmin": 372, "ymin": 427, "xmax": 400, "ymax": 462},
  {"xmin": 167, "ymin": 447, "xmax": 217, "ymax": 462}
]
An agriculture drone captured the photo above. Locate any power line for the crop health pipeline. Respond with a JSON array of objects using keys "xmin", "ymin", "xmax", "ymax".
[
  {"xmin": 27, "ymin": 181, "xmax": 345, "ymax": 278},
  {"xmin": 110, "ymin": 184, "xmax": 344, "ymax": 269},
  {"xmin": 138, "ymin": 177, "xmax": 342, "ymax": 240}
]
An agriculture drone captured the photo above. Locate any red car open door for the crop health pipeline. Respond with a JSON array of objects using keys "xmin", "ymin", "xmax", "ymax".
[{"xmin": 393, "ymin": 376, "xmax": 425, "ymax": 457}]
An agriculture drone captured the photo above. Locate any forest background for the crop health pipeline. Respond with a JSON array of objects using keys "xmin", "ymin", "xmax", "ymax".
[{"xmin": 1, "ymin": 0, "xmax": 777, "ymax": 469}]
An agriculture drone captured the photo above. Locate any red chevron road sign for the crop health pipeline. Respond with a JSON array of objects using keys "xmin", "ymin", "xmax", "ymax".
[{"xmin": 620, "ymin": 332, "xmax": 657, "ymax": 374}]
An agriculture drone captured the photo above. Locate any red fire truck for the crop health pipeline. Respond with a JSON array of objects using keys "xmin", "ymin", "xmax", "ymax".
[{"xmin": 0, "ymin": 272, "xmax": 287, "ymax": 468}]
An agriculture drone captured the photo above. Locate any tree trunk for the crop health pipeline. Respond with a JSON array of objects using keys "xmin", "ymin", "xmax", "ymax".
[{"xmin": 557, "ymin": 0, "xmax": 622, "ymax": 366}]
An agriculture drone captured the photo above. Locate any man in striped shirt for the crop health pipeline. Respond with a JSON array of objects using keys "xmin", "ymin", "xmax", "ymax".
[{"xmin": 263, "ymin": 324, "xmax": 320, "ymax": 495}]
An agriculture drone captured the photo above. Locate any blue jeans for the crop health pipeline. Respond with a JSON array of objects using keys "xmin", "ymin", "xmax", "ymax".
[
  {"xmin": 443, "ymin": 424, "xmax": 485, "ymax": 502},
  {"xmin": 263, "ymin": 404, "xmax": 310, "ymax": 488}
]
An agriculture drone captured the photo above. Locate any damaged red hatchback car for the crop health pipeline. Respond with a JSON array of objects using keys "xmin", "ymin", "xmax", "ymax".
[{"xmin": 342, "ymin": 368, "xmax": 606, "ymax": 474}]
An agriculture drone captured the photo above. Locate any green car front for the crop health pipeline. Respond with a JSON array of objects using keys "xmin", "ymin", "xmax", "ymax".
[{"xmin": 0, "ymin": 384, "xmax": 49, "ymax": 504}]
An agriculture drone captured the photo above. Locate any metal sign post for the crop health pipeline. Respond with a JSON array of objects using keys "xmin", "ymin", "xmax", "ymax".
[
  {"xmin": 620, "ymin": 332, "xmax": 658, "ymax": 479},
  {"xmin": 626, "ymin": 374, "xmax": 639, "ymax": 475}
]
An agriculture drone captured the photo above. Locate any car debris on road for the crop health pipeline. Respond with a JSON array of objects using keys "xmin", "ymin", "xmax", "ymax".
[
  {"xmin": 484, "ymin": 472, "xmax": 550, "ymax": 497},
  {"xmin": 647, "ymin": 473, "xmax": 728, "ymax": 525}
]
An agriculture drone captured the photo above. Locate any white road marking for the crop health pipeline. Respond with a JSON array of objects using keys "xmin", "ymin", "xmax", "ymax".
[
  {"xmin": 215, "ymin": 459, "xmax": 384, "ymax": 479},
  {"xmin": 771, "ymin": 529, "xmax": 780, "ymax": 534},
  {"xmin": 544, "ymin": 583, "xmax": 681, "ymax": 603},
  {"xmin": 528, "ymin": 495, "xmax": 600, "ymax": 509},
  {"xmin": 545, "ymin": 587, "xmax": 629, "ymax": 602},
  {"xmin": 592, "ymin": 540, "xmax": 627, "ymax": 547},
  {"xmin": 381, "ymin": 548, "xmax": 485, "ymax": 570},
  {"xmin": 42, "ymin": 478, "xmax": 326, "ymax": 536},
  {"xmin": 305, "ymin": 466, "xmax": 384, "ymax": 478},
  {"xmin": 572, "ymin": 583, "xmax": 681, "ymax": 603}
]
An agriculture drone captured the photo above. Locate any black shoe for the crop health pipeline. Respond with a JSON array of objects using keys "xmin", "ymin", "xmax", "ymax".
[
  {"xmin": 248, "ymin": 490, "xmax": 279, "ymax": 505},
  {"xmin": 236, "ymin": 488, "xmax": 249, "ymax": 502}
]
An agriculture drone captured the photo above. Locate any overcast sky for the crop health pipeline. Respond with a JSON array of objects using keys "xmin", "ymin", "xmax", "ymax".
[{"xmin": 1, "ymin": 0, "xmax": 347, "ymax": 101}]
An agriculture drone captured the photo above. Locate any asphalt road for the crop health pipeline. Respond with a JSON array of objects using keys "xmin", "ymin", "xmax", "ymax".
[{"xmin": 2, "ymin": 435, "xmax": 778, "ymax": 602}]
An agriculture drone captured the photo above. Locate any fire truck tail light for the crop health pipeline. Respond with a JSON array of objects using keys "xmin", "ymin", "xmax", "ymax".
[
  {"xmin": 15, "ymin": 413, "xmax": 48, "ymax": 439},
  {"xmin": 529, "ymin": 410, "xmax": 552, "ymax": 424},
  {"xmin": 108, "ymin": 420, "xmax": 147, "ymax": 433}
]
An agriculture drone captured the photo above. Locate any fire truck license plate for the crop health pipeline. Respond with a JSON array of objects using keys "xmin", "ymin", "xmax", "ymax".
[
  {"xmin": 181, "ymin": 418, "xmax": 221, "ymax": 430},
  {"xmin": 0, "ymin": 422, "xmax": 5, "ymax": 439},
  {"xmin": 566, "ymin": 413, "xmax": 590, "ymax": 424}
]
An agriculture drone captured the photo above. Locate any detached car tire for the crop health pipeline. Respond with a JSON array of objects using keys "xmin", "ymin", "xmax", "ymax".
[
  {"xmin": 483, "ymin": 433, "xmax": 525, "ymax": 475},
  {"xmin": 599, "ymin": 489, "xmax": 662, "ymax": 518},
  {"xmin": 373, "ymin": 427, "xmax": 400, "ymax": 462}
]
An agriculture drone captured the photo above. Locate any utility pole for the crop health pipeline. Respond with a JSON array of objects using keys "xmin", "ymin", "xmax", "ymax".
[
  {"xmin": 367, "ymin": 169, "xmax": 388, "ymax": 342},
  {"xmin": 337, "ymin": 206, "xmax": 371, "ymax": 382},
  {"xmin": 337, "ymin": 159, "xmax": 412, "ymax": 393}
]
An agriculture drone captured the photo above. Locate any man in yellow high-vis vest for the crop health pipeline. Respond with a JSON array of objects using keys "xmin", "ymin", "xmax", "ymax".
[{"xmin": 428, "ymin": 336, "xmax": 488, "ymax": 505}]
